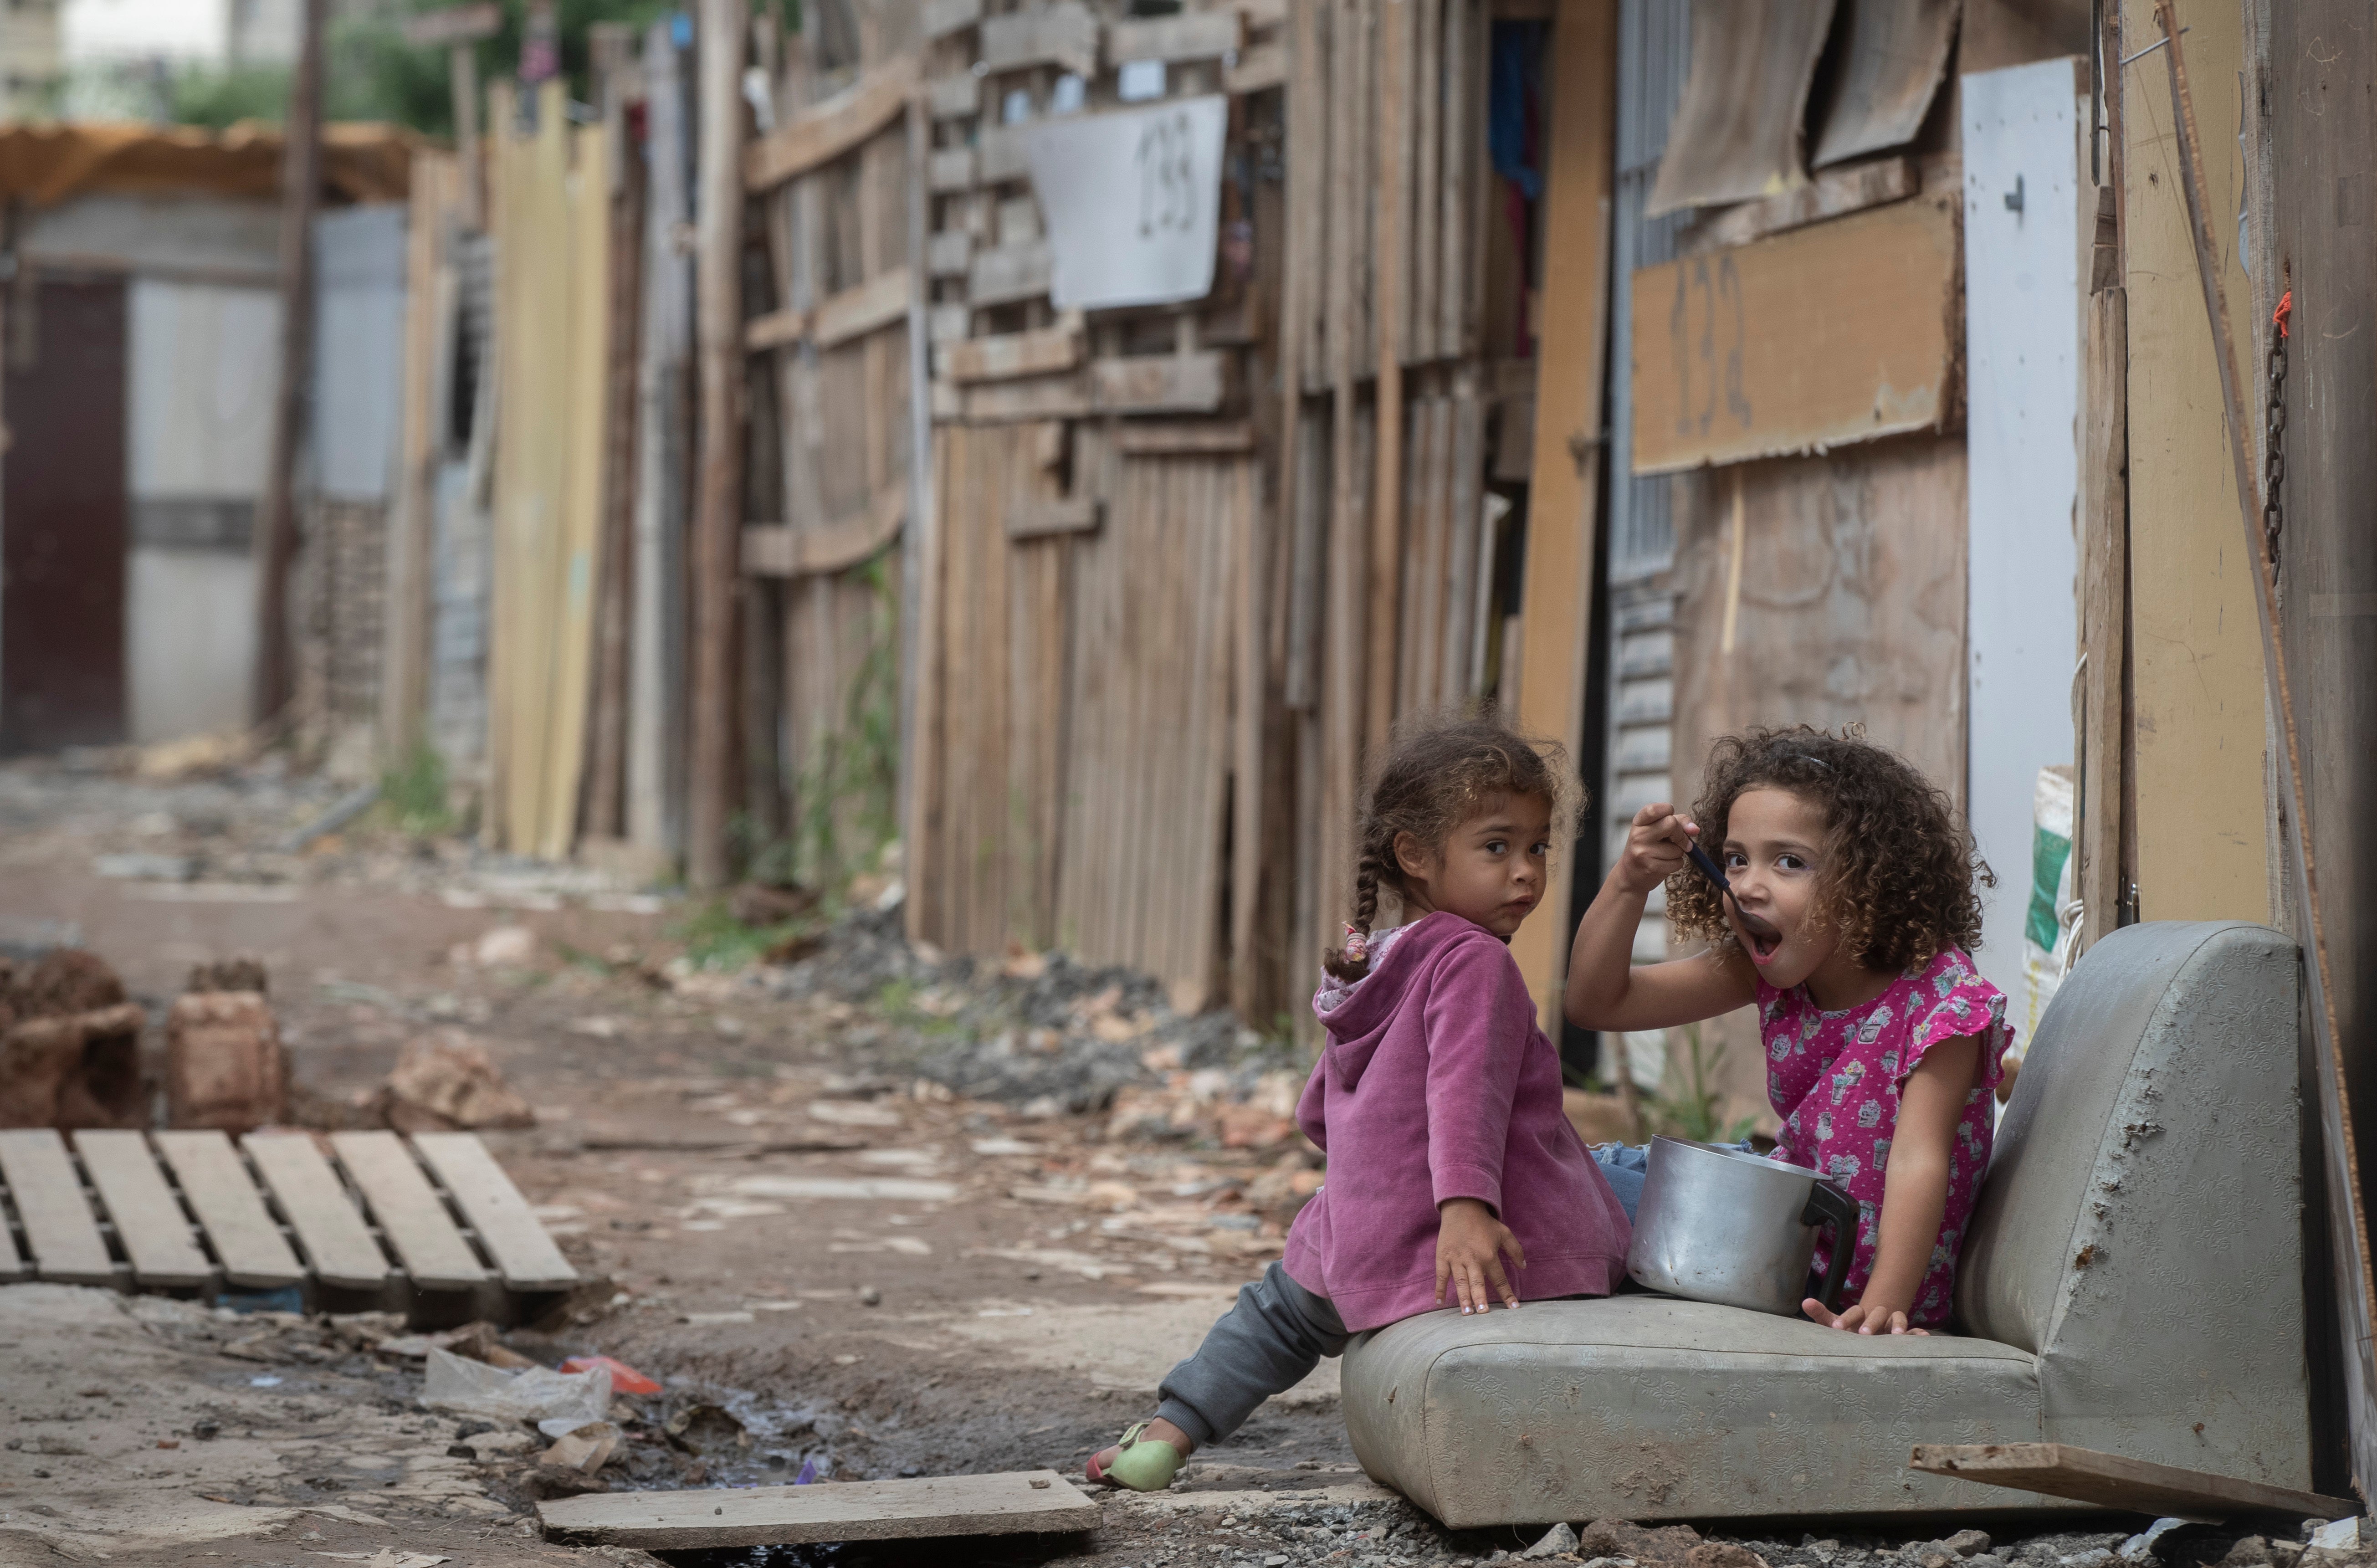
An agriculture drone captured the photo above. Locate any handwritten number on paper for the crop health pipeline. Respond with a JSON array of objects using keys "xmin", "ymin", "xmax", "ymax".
[
  {"xmin": 1668, "ymin": 255, "xmax": 1752, "ymax": 438},
  {"xmin": 1135, "ymin": 111, "xmax": 1197, "ymax": 239}
]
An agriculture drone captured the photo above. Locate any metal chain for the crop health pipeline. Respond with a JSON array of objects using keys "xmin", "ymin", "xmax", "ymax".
[{"xmin": 2264, "ymin": 293, "xmax": 2289, "ymax": 579}]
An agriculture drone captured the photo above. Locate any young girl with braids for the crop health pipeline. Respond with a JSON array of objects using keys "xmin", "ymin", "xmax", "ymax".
[
  {"xmin": 1567, "ymin": 725, "xmax": 2011, "ymax": 1336},
  {"xmin": 1087, "ymin": 715, "xmax": 1633, "ymax": 1492}
]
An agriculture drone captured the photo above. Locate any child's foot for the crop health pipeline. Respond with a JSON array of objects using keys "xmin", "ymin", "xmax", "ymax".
[{"xmin": 1085, "ymin": 1417, "xmax": 1193, "ymax": 1491}]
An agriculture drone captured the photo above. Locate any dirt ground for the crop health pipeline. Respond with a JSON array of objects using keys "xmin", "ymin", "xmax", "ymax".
[{"xmin": 0, "ymin": 758, "xmax": 2351, "ymax": 1568}]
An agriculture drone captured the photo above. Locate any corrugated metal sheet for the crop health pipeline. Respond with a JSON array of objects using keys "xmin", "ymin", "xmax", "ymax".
[{"xmin": 1608, "ymin": 0, "xmax": 1688, "ymax": 585}]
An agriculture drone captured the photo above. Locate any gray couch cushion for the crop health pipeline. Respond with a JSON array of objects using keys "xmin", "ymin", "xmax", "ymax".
[
  {"xmin": 1957, "ymin": 921, "xmax": 2307, "ymax": 1481},
  {"xmin": 1338, "ymin": 922, "xmax": 2313, "ymax": 1526},
  {"xmin": 1342, "ymin": 1296, "xmax": 2047, "ymax": 1527}
]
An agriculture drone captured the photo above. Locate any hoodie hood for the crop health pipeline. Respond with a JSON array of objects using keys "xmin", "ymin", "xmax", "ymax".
[{"xmin": 1311, "ymin": 911, "xmax": 1486, "ymax": 1040}]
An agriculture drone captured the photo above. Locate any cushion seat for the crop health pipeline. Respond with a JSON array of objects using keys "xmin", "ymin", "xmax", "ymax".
[
  {"xmin": 1342, "ymin": 922, "xmax": 2313, "ymax": 1526},
  {"xmin": 1343, "ymin": 1295, "xmax": 2051, "ymax": 1527}
]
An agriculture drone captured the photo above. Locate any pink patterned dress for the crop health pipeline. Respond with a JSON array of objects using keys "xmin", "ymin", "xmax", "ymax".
[{"xmin": 1758, "ymin": 948, "xmax": 2010, "ymax": 1326}]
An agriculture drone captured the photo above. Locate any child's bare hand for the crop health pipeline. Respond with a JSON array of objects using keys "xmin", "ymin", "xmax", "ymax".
[
  {"xmin": 1615, "ymin": 803, "xmax": 1699, "ymax": 895},
  {"xmin": 1801, "ymin": 1297, "xmax": 1929, "ymax": 1337},
  {"xmin": 1435, "ymin": 1198, "xmax": 1525, "ymax": 1315}
]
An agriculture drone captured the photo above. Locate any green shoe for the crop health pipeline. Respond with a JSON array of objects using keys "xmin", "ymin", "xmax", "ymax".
[{"xmin": 1086, "ymin": 1421, "xmax": 1185, "ymax": 1491}]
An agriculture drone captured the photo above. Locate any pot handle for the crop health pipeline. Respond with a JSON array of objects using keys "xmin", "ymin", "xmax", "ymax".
[{"xmin": 1801, "ymin": 1179, "xmax": 1860, "ymax": 1312}]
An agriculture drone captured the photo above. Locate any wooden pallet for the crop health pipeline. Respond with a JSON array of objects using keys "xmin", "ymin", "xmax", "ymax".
[{"xmin": 0, "ymin": 1127, "xmax": 577, "ymax": 1324}]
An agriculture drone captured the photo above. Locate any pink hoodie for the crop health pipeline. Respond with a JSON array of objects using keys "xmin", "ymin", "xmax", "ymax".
[{"xmin": 1281, "ymin": 910, "xmax": 1632, "ymax": 1332}]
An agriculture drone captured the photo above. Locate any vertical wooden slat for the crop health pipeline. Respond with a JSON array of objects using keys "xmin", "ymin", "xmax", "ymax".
[
  {"xmin": 1440, "ymin": 373, "xmax": 1485, "ymax": 704},
  {"xmin": 245, "ymin": 1132, "xmax": 392, "ymax": 1289},
  {"xmin": 154, "ymin": 1131, "xmax": 304, "ymax": 1289},
  {"xmin": 2076, "ymin": 284, "xmax": 2128, "ymax": 956},
  {"xmin": 1508, "ymin": 0, "xmax": 1619, "ymax": 1029},
  {"xmin": 1410, "ymin": 0, "xmax": 1443, "ymax": 365},
  {"xmin": 74, "ymin": 1132, "xmax": 213, "ymax": 1288},
  {"xmin": 1365, "ymin": 0, "xmax": 1413, "ymax": 756},
  {"xmin": 686, "ymin": 0, "xmax": 750, "ymax": 889}
]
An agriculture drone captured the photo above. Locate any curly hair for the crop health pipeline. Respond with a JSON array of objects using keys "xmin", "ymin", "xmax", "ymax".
[
  {"xmin": 1665, "ymin": 725, "xmax": 1993, "ymax": 973},
  {"xmin": 1322, "ymin": 712, "xmax": 1581, "ymax": 982}
]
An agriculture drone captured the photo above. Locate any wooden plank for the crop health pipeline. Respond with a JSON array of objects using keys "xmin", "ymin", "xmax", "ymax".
[
  {"xmin": 925, "ymin": 72, "xmax": 981, "ymax": 121},
  {"xmin": 0, "ymin": 1129, "xmax": 114, "ymax": 1284},
  {"xmin": 244, "ymin": 1132, "xmax": 391, "ymax": 1289},
  {"xmin": 1675, "ymin": 154, "xmax": 1919, "ymax": 256},
  {"xmin": 928, "ymin": 146, "xmax": 977, "ymax": 193},
  {"xmin": 814, "ymin": 265, "xmax": 913, "ymax": 348},
  {"xmin": 1507, "ymin": 0, "xmax": 1616, "ymax": 1030},
  {"xmin": 979, "ymin": 3, "xmax": 1098, "ymax": 76},
  {"xmin": 409, "ymin": 1132, "xmax": 578, "ymax": 1290},
  {"xmin": 745, "ymin": 307, "xmax": 808, "ymax": 352},
  {"xmin": 329, "ymin": 1130, "xmax": 486, "ymax": 1289},
  {"xmin": 1627, "ymin": 192, "xmax": 1960, "ymax": 475},
  {"xmin": 967, "ymin": 242, "xmax": 1051, "ymax": 307},
  {"xmin": 926, "ymin": 229, "xmax": 972, "ymax": 279},
  {"xmin": 686, "ymin": 0, "xmax": 746, "ymax": 890},
  {"xmin": 743, "ymin": 54, "xmax": 920, "ymax": 191},
  {"xmin": 1364, "ymin": 0, "xmax": 1415, "ymax": 753},
  {"xmin": 1226, "ymin": 40, "xmax": 1287, "ymax": 94},
  {"xmin": 542, "ymin": 1468, "xmax": 1098, "ymax": 1549},
  {"xmin": 1408, "ymin": 0, "xmax": 1442, "ymax": 364},
  {"xmin": 959, "ymin": 373, "xmax": 1094, "ymax": 424},
  {"xmin": 1107, "ymin": 10, "xmax": 1242, "ymax": 65},
  {"xmin": 2162, "ymin": 2, "xmax": 2377, "ymax": 1496},
  {"xmin": 977, "ymin": 124, "xmax": 1030, "ymax": 185},
  {"xmin": 1006, "ymin": 496, "xmax": 1101, "ymax": 540},
  {"xmin": 744, "ymin": 481, "xmax": 908, "ymax": 576},
  {"xmin": 1440, "ymin": 0, "xmax": 1479, "ymax": 357},
  {"xmin": 1114, "ymin": 421, "xmax": 1255, "ymax": 456},
  {"xmin": 922, "ymin": 0, "xmax": 982, "ymax": 40},
  {"xmin": 1090, "ymin": 352, "xmax": 1228, "ymax": 415},
  {"xmin": 153, "ymin": 1130, "xmax": 303, "ymax": 1289},
  {"xmin": 73, "ymin": 1132, "xmax": 212, "ymax": 1288},
  {"xmin": 1907, "ymin": 1444, "xmax": 2355, "ymax": 1522},
  {"xmin": 935, "ymin": 318, "xmax": 1082, "ymax": 383}
]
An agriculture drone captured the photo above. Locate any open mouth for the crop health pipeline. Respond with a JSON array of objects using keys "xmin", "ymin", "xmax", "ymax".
[{"xmin": 1737, "ymin": 911, "xmax": 1783, "ymax": 962}]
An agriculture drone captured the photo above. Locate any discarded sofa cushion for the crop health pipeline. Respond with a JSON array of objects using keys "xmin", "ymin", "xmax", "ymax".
[{"xmin": 1341, "ymin": 922, "xmax": 2312, "ymax": 1526}]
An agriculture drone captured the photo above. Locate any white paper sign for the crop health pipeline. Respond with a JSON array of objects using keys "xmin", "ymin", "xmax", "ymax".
[{"xmin": 1025, "ymin": 95, "xmax": 1228, "ymax": 312}]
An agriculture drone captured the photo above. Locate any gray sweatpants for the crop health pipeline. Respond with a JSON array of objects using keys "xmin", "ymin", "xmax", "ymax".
[{"xmin": 1153, "ymin": 1261, "xmax": 1350, "ymax": 1446}]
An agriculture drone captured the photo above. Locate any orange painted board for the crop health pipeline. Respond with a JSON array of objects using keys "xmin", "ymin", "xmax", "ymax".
[{"xmin": 1628, "ymin": 191, "xmax": 1961, "ymax": 475}]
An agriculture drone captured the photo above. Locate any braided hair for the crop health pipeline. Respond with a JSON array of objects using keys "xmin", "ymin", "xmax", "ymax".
[{"xmin": 1322, "ymin": 712, "xmax": 1578, "ymax": 982}]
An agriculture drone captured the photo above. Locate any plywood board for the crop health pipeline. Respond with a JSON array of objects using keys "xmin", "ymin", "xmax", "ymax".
[
  {"xmin": 934, "ymin": 319, "xmax": 1081, "ymax": 383},
  {"xmin": 154, "ymin": 1130, "xmax": 304, "ymax": 1289},
  {"xmin": 1508, "ymin": 0, "xmax": 1617, "ymax": 1030},
  {"xmin": 1962, "ymin": 60, "xmax": 2083, "ymax": 1030},
  {"xmin": 1629, "ymin": 191, "xmax": 1961, "ymax": 475},
  {"xmin": 540, "ymin": 1469, "xmax": 1097, "ymax": 1548},
  {"xmin": 1645, "ymin": 0, "xmax": 1835, "ymax": 216},
  {"xmin": 409, "ymin": 1132, "xmax": 578, "ymax": 1290},
  {"xmin": 244, "ymin": 1132, "xmax": 391, "ymax": 1288},
  {"xmin": 0, "ymin": 1130, "xmax": 114, "ymax": 1284},
  {"xmin": 73, "ymin": 1132, "xmax": 212, "ymax": 1287},
  {"xmin": 1908, "ymin": 1444, "xmax": 2355, "ymax": 1521},
  {"xmin": 329, "ymin": 1131, "xmax": 486, "ymax": 1290},
  {"xmin": 2119, "ymin": 0, "xmax": 2269, "ymax": 926}
]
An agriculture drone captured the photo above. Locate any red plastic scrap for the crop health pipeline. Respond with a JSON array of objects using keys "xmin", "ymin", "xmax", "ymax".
[
  {"xmin": 2275, "ymin": 289, "xmax": 2293, "ymax": 338},
  {"xmin": 559, "ymin": 1354, "xmax": 661, "ymax": 1396}
]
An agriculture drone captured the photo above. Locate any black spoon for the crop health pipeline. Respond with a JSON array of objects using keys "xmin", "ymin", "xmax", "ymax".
[{"xmin": 1685, "ymin": 842, "xmax": 1781, "ymax": 950}]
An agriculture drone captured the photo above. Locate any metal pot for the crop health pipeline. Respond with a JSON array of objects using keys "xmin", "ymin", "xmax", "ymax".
[{"xmin": 1624, "ymin": 1136, "xmax": 1860, "ymax": 1316}]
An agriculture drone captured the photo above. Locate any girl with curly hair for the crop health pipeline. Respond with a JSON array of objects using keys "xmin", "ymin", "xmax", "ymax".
[
  {"xmin": 1566, "ymin": 725, "xmax": 2010, "ymax": 1335},
  {"xmin": 1086, "ymin": 714, "xmax": 1633, "ymax": 1492}
]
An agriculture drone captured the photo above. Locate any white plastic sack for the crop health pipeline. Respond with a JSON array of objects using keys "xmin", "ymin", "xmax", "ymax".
[
  {"xmin": 2020, "ymin": 766, "xmax": 2078, "ymax": 1047},
  {"xmin": 418, "ymin": 1346, "xmax": 611, "ymax": 1436}
]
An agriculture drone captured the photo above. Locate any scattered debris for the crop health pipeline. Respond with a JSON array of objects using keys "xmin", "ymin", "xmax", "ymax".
[
  {"xmin": 542, "ymin": 1420, "xmax": 624, "ymax": 1474},
  {"xmin": 729, "ymin": 881, "xmax": 820, "ymax": 927},
  {"xmin": 561, "ymin": 1354, "xmax": 661, "ymax": 1395},
  {"xmin": 0, "ymin": 998, "xmax": 146, "ymax": 1127},
  {"xmin": 419, "ymin": 1346, "xmax": 611, "ymax": 1434},
  {"xmin": 381, "ymin": 1031, "xmax": 535, "ymax": 1131},
  {"xmin": 1524, "ymin": 1522, "xmax": 1583, "ymax": 1559},
  {"xmin": 663, "ymin": 1402, "xmax": 751, "ymax": 1455},
  {"xmin": 472, "ymin": 924, "xmax": 538, "ymax": 968},
  {"xmin": 2310, "ymin": 1518, "xmax": 2363, "ymax": 1552},
  {"xmin": 188, "ymin": 955, "xmax": 271, "ymax": 994}
]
